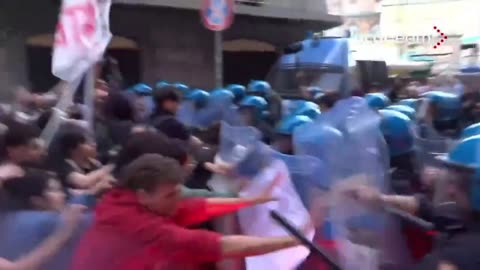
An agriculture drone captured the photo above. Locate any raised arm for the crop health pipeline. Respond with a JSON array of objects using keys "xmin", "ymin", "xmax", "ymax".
[
  {"xmin": 151, "ymin": 224, "xmax": 302, "ymax": 263},
  {"xmin": 67, "ymin": 165, "xmax": 114, "ymax": 189},
  {"xmin": 173, "ymin": 196, "xmax": 276, "ymax": 227},
  {"xmin": 0, "ymin": 205, "xmax": 84, "ymax": 270}
]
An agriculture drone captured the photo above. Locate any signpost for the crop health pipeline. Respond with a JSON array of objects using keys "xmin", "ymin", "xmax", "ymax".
[{"xmin": 201, "ymin": 0, "xmax": 235, "ymax": 87}]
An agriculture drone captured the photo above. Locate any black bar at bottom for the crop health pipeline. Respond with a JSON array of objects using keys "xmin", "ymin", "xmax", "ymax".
[{"xmin": 270, "ymin": 210, "xmax": 343, "ymax": 270}]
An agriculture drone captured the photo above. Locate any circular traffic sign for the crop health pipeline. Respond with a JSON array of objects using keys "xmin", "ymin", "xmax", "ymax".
[{"xmin": 201, "ymin": 0, "xmax": 235, "ymax": 31}]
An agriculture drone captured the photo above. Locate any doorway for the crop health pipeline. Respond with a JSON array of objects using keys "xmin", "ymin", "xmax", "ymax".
[
  {"xmin": 25, "ymin": 34, "xmax": 141, "ymax": 93},
  {"xmin": 223, "ymin": 39, "xmax": 278, "ymax": 85}
]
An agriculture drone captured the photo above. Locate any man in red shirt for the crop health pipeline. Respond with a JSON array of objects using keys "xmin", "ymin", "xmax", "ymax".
[{"xmin": 71, "ymin": 154, "xmax": 309, "ymax": 270}]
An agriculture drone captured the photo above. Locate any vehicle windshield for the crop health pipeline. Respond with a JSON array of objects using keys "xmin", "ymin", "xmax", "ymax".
[{"xmin": 266, "ymin": 64, "xmax": 343, "ymax": 97}]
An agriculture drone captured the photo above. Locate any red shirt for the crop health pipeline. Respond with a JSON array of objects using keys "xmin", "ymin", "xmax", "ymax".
[{"xmin": 70, "ymin": 188, "xmax": 222, "ymax": 270}]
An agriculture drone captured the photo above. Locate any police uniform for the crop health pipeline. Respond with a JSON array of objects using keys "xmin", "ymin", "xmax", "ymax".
[{"xmin": 414, "ymin": 134, "xmax": 480, "ymax": 270}]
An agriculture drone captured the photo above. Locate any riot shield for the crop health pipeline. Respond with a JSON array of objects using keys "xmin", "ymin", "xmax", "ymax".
[
  {"xmin": 413, "ymin": 97, "xmax": 456, "ymax": 171},
  {"xmin": 178, "ymin": 97, "xmax": 241, "ymax": 129},
  {"xmin": 272, "ymin": 151, "xmax": 328, "ymax": 210},
  {"xmin": 413, "ymin": 123, "xmax": 455, "ymax": 169},
  {"xmin": 293, "ymin": 107, "xmax": 346, "ymax": 187},
  {"xmin": 202, "ymin": 93, "xmax": 242, "ymax": 127},
  {"xmin": 176, "ymin": 100, "xmax": 196, "ymax": 127},
  {"xmin": 327, "ymin": 97, "xmax": 412, "ymax": 270},
  {"xmin": 233, "ymin": 146, "xmax": 314, "ymax": 270},
  {"xmin": 218, "ymin": 121, "xmax": 273, "ymax": 178}
]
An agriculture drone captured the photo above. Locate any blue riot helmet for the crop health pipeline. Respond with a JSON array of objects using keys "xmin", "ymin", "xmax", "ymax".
[
  {"xmin": 130, "ymin": 83, "xmax": 152, "ymax": 96},
  {"xmin": 176, "ymin": 89, "xmax": 210, "ymax": 127},
  {"xmin": 247, "ymin": 80, "xmax": 271, "ymax": 96},
  {"xmin": 275, "ymin": 115, "xmax": 313, "ymax": 136},
  {"xmin": 171, "ymin": 83, "xmax": 190, "ymax": 97},
  {"xmin": 155, "ymin": 80, "xmax": 169, "ymax": 89},
  {"xmin": 185, "ymin": 89, "xmax": 209, "ymax": 108},
  {"xmin": 210, "ymin": 88, "xmax": 243, "ymax": 126},
  {"xmin": 433, "ymin": 135, "xmax": 480, "ymax": 212},
  {"xmin": 445, "ymin": 135, "xmax": 480, "ymax": 168},
  {"xmin": 397, "ymin": 98, "xmax": 419, "ymax": 109},
  {"xmin": 210, "ymin": 88, "xmax": 235, "ymax": 103},
  {"xmin": 186, "ymin": 89, "xmax": 233, "ymax": 129},
  {"xmin": 128, "ymin": 83, "xmax": 154, "ymax": 120},
  {"xmin": 365, "ymin": 92, "xmax": 390, "ymax": 110},
  {"xmin": 226, "ymin": 84, "xmax": 246, "ymax": 103},
  {"xmin": 274, "ymin": 115, "xmax": 313, "ymax": 154},
  {"xmin": 238, "ymin": 96, "xmax": 268, "ymax": 125},
  {"xmin": 293, "ymin": 101, "xmax": 321, "ymax": 120},
  {"xmin": 239, "ymin": 95, "xmax": 268, "ymax": 111},
  {"xmin": 461, "ymin": 123, "xmax": 480, "ymax": 139},
  {"xmin": 420, "ymin": 91, "xmax": 461, "ymax": 122},
  {"xmin": 379, "ymin": 110, "xmax": 415, "ymax": 157},
  {"xmin": 293, "ymin": 120, "xmax": 344, "ymax": 166},
  {"xmin": 385, "ymin": 105, "xmax": 416, "ymax": 120}
]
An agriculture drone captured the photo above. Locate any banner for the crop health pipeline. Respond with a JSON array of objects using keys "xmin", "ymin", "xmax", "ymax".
[{"xmin": 52, "ymin": 0, "xmax": 112, "ymax": 82}]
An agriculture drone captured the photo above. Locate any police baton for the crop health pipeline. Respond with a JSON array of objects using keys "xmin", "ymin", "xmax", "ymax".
[
  {"xmin": 270, "ymin": 210, "xmax": 343, "ymax": 270},
  {"xmin": 384, "ymin": 206, "xmax": 435, "ymax": 231}
]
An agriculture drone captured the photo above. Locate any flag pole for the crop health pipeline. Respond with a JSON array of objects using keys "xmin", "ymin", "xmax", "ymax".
[{"xmin": 83, "ymin": 66, "xmax": 96, "ymax": 134}]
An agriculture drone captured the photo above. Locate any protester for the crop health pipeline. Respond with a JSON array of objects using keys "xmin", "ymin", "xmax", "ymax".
[
  {"xmin": 0, "ymin": 205, "xmax": 84, "ymax": 270},
  {"xmin": 0, "ymin": 120, "xmax": 45, "ymax": 171},
  {"xmin": 150, "ymin": 85, "xmax": 190, "ymax": 141},
  {"xmin": 0, "ymin": 171, "xmax": 97, "ymax": 270},
  {"xmin": 55, "ymin": 131, "xmax": 113, "ymax": 190},
  {"xmin": 103, "ymin": 92, "xmax": 136, "ymax": 146},
  {"xmin": 70, "ymin": 154, "xmax": 311, "ymax": 270},
  {"xmin": 115, "ymin": 131, "xmax": 235, "ymax": 198}
]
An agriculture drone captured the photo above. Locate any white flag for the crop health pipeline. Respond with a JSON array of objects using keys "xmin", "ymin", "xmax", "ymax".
[{"xmin": 52, "ymin": 0, "xmax": 112, "ymax": 82}]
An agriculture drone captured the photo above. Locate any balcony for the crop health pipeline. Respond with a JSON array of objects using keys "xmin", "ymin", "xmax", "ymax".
[{"xmin": 112, "ymin": 0, "xmax": 342, "ymax": 25}]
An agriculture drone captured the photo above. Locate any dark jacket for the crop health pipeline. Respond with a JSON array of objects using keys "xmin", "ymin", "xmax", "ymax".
[{"xmin": 150, "ymin": 109, "xmax": 190, "ymax": 141}]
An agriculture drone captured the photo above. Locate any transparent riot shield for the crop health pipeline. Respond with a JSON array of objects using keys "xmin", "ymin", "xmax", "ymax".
[
  {"xmin": 197, "ymin": 97, "xmax": 242, "ymax": 128},
  {"xmin": 236, "ymin": 148, "xmax": 316, "ymax": 270},
  {"xmin": 176, "ymin": 100, "xmax": 196, "ymax": 127},
  {"xmin": 413, "ymin": 123, "xmax": 455, "ymax": 172},
  {"xmin": 293, "ymin": 100, "xmax": 348, "ymax": 186},
  {"xmin": 218, "ymin": 121, "xmax": 273, "ymax": 178},
  {"xmin": 272, "ymin": 151, "xmax": 328, "ymax": 211},
  {"xmin": 178, "ymin": 98, "xmax": 241, "ymax": 129},
  {"xmin": 413, "ymin": 98, "xmax": 456, "ymax": 173},
  {"xmin": 328, "ymin": 97, "xmax": 412, "ymax": 270},
  {"xmin": 222, "ymin": 105, "xmax": 242, "ymax": 126}
]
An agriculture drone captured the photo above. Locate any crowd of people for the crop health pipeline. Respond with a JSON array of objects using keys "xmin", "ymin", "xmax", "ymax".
[{"xmin": 0, "ymin": 62, "xmax": 480, "ymax": 270}]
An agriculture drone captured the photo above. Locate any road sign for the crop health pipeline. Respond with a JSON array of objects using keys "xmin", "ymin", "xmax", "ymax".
[{"xmin": 201, "ymin": 0, "xmax": 235, "ymax": 32}]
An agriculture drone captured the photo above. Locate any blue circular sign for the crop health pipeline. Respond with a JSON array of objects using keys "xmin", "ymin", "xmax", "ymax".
[{"xmin": 201, "ymin": 0, "xmax": 234, "ymax": 31}]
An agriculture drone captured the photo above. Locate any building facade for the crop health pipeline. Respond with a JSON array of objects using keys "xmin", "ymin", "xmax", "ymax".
[
  {"xmin": 0, "ymin": 0, "xmax": 340, "ymax": 99},
  {"xmin": 380, "ymin": 0, "xmax": 480, "ymax": 72},
  {"xmin": 325, "ymin": 0, "xmax": 381, "ymax": 35}
]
